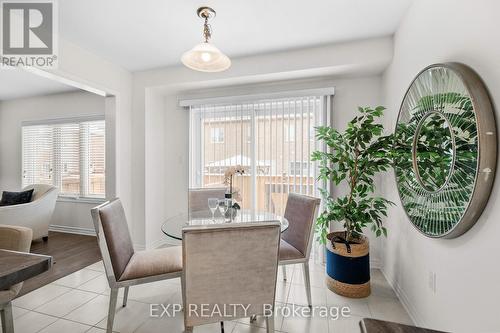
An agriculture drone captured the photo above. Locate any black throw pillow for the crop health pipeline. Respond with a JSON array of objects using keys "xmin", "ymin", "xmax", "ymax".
[{"xmin": 0, "ymin": 189, "xmax": 34, "ymax": 206}]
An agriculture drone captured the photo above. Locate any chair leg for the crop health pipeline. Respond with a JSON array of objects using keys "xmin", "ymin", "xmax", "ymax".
[
  {"xmin": 250, "ymin": 314, "xmax": 257, "ymax": 323},
  {"xmin": 122, "ymin": 286, "xmax": 129, "ymax": 307},
  {"xmin": 303, "ymin": 262, "xmax": 312, "ymax": 308},
  {"xmin": 1, "ymin": 302, "xmax": 14, "ymax": 333},
  {"xmin": 282, "ymin": 265, "xmax": 287, "ymax": 281},
  {"xmin": 266, "ymin": 311, "xmax": 275, "ymax": 333},
  {"xmin": 107, "ymin": 288, "xmax": 119, "ymax": 333},
  {"xmin": 220, "ymin": 321, "xmax": 225, "ymax": 333},
  {"xmin": 181, "ymin": 275, "xmax": 186, "ymax": 311}
]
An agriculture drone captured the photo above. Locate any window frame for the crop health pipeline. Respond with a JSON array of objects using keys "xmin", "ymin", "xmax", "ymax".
[{"xmin": 21, "ymin": 115, "xmax": 106, "ymax": 202}]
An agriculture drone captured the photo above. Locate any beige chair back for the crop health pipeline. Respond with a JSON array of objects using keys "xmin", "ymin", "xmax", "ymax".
[
  {"xmin": 182, "ymin": 222, "xmax": 280, "ymax": 328},
  {"xmin": 91, "ymin": 199, "xmax": 134, "ymax": 284},
  {"xmin": 281, "ymin": 193, "xmax": 320, "ymax": 258},
  {"xmin": 188, "ymin": 187, "xmax": 226, "ymax": 217}
]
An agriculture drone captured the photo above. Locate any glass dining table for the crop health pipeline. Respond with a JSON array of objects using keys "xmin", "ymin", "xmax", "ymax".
[{"xmin": 161, "ymin": 209, "xmax": 289, "ymax": 241}]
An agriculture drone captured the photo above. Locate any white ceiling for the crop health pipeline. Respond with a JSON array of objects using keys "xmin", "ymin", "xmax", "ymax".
[
  {"xmin": 0, "ymin": 0, "xmax": 412, "ymax": 100},
  {"xmin": 0, "ymin": 69, "xmax": 76, "ymax": 101},
  {"xmin": 59, "ymin": 0, "xmax": 413, "ymax": 72}
]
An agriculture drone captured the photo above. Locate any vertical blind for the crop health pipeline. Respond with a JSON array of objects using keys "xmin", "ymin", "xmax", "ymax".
[
  {"xmin": 189, "ymin": 96, "xmax": 328, "ymax": 215},
  {"xmin": 22, "ymin": 118, "xmax": 105, "ymax": 198}
]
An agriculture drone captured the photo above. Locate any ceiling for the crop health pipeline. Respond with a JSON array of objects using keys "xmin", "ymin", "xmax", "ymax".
[
  {"xmin": 0, "ymin": 0, "xmax": 412, "ymax": 100},
  {"xmin": 0, "ymin": 69, "xmax": 76, "ymax": 101},
  {"xmin": 59, "ymin": 0, "xmax": 413, "ymax": 72}
]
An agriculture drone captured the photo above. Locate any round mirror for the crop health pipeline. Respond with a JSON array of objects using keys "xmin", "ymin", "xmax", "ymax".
[
  {"xmin": 413, "ymin": 112, "xmax": 455, "ymax": 192},
  {"xmin": 394, "ymin": 63, "xmax": 497, "ymax": 238}
]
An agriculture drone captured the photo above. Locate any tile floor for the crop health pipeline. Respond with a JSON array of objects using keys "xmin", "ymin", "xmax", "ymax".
[{"xmin": 6, "ymin": 259, "xmax": 412, "ymax": 333}]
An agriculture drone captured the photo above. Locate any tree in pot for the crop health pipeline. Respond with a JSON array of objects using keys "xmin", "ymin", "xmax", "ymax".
[{"xmin": 311, "ymin": 106, "xmax": 394, "ymax": 298}]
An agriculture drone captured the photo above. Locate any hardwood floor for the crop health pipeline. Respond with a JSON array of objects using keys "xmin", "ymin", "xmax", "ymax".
[{"xmin": 19, "ymin": 231, "xmax": 101, "ymax": 296}]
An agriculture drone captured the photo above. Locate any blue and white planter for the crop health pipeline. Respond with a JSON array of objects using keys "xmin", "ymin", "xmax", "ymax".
[{"xmin": 325, "ymin": 232, "xmax": 371, "ymax": 298}]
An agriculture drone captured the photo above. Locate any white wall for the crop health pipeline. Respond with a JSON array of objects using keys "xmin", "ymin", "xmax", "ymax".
[
  {"xmin": 47, "ymin": 39, "xmax": 133, "ymax": 234},
  {"xmin": 0, "ymin": 91, "xmax": 105, "ymax": 232},
  {"xmin": 381, "ymin": 1, "xmax": 500, "ymax": 332},
  {"xmin": 144, "ymin": 89, "xmax": 168, "ymax": 247}
]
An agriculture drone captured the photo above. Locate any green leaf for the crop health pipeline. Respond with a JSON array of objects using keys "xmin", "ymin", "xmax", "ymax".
[{"xmin": 311, "ymin": 105, "xmax": 395, "ymax": 239}]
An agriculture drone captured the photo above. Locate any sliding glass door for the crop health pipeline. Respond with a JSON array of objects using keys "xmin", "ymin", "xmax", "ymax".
[{"xmin": 189, "ymin": 96, "xmax": 327, "ymax": 215}]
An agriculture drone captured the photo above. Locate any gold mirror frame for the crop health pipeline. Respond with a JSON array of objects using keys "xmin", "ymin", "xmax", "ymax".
[{"xmin": 394, "ymin": 63, "xmax": 497, "ymax": 238}]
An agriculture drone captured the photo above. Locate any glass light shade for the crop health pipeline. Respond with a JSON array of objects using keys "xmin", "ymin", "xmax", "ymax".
[{"xmin": 181, "ymin": 42, "xmax": 231, "ymax": 72}]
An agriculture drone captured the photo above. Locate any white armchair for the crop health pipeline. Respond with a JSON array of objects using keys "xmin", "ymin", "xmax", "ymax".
[{"xmin": 0, "ymin": 184, "xmax": 58, "ymax": 241}]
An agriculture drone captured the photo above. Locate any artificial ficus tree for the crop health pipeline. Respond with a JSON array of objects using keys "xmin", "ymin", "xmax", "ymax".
[{"xmin": 312, "ymin": 106, "xmax": 395, "ymax": 244}]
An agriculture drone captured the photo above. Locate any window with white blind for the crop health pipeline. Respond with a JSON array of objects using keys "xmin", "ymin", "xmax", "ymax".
[
  {"xmin": 22, "ymin": 117, "xmax": 105, "ymax": 199},
  {"xmin": 188, "ymin": 95, "xmax": 329, "ymax": 215}
]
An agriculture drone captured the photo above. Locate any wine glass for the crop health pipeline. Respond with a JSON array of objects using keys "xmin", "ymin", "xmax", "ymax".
[
  {"xmin": 218, "ymin": 199, "xmax": 230, "ymax": 221},
  {"xmin": 208, "ymin": 198, "xmax": 219, "ymax": 221}
]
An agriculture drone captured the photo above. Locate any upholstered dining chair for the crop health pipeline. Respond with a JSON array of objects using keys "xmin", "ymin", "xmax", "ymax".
[
  {"xmin": 188, "ymin": 187, "xmax": 226, "ymax": 217},
  {"xmin": 279, "ymin": 193, "xmax": 320, "ymax": 308},
  {"xmin": 0, "ymin": 225, "xmax": 33, "ymax": 333},
  {"xmin": 182, "ymin": 222, "xmax": 281, "ymax": 333},
  {"xmin": 91, "ymin": 199, "xmax": 183, "ymax": 333}
]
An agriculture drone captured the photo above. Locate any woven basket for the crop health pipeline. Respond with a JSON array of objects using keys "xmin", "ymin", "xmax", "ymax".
[{"xmin": 325, "ymin": 232, "xmax": 371, "ymax": 298}]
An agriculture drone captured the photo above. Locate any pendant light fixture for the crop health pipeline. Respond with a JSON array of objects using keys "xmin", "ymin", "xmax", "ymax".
[{"xmin": 181, "ymin": 7, "xmax": 231, "ymax": 72}]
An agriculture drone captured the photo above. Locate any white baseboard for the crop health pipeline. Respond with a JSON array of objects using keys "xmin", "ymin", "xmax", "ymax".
[
  {"xmin": 380, "ymin": 267, "xmax": 423, "ymax": 327},
  {"xmin": 49, "ymin": 224, "xmax": 96, "ymax": 236}
]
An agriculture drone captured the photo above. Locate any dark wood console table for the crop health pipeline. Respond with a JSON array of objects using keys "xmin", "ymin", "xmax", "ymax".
[{"xmin": 0, "ymin": 249, "xmax": 52, "ymax": 290}]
